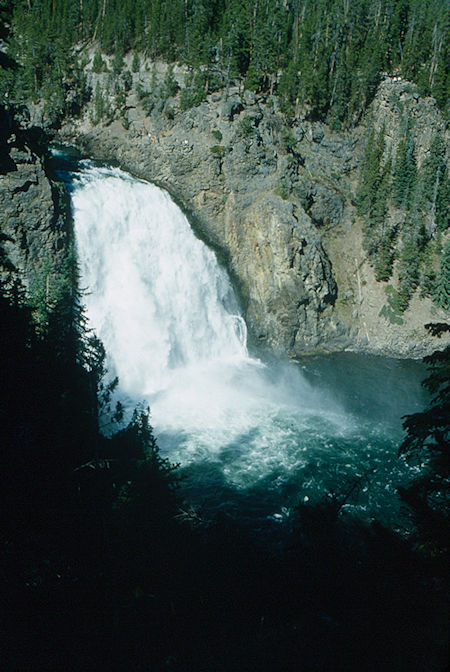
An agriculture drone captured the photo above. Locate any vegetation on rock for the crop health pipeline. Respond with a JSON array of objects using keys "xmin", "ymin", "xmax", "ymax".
[
  {"xmin": 2, "ymin": 0, "xmax": 449, "ymax": 125},
  {"xmin": 357, "ymin": 117, "xmax": 449, "ymax": 312}
]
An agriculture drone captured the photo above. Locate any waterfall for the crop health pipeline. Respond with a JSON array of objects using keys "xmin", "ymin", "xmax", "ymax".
[
  {"xmin": 70, "ymin": 162, "xmax": 325, "ymax": 454},
  {"xmin": 68, "ymin": 162, "xmax": 422, "ymax": 525},
  {"xmin": 72, "ymin": 164, "xmax": 248, "ymax": 393}
]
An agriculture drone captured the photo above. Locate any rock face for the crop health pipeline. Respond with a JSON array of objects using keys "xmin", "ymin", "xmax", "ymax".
[
  {"xmin": 0, "ymin": 106, "xmax": 70, "ymax": 303},
  {"xmin": 223, "ymin": 194, "xmax": 340, "ymax": 353},
  {"xmin": 56, "ymin": 69, "xmax": 449, "ymax": 358}
]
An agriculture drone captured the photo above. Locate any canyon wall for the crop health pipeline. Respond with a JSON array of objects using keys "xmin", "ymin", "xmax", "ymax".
[
  {"xmin": 3, "ymin": 63, "xmax": 448, "ymax": 358},
  {"xmin": 56, "ymin": 65, "xmax": 448, "ymax": 357},
  {"xmin": 0, "ymin": 106, "xmax": 71, "ymax": 314}
]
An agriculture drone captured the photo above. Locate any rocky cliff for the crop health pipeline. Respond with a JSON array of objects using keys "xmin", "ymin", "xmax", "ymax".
[
  {"xmin": 0, "ymin": 105, "xmax": 71, "ymax": 319},
  {"xmin": 50, "ymin": 64, "xmax": 449, "ymax": 357}
]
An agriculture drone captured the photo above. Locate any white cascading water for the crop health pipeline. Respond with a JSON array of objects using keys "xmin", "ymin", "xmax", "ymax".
[
  {"xmin": 72, "ymin": 164, "xmax": 248, "ymax": 396},
  {"xmin": 68, "ymin": 162, "xmax": 421, "ymax": 523}
]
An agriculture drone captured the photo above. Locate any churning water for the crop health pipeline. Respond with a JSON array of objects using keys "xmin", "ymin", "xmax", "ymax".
[{"xmin": 64, "ymin": 162, "xmax": 427, "ymax": 529}]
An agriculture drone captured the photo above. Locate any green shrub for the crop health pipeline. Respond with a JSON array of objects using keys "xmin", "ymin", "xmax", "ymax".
[
  {"xmin": 210, "ymin": 145, "xmax": 226, "ymax": 157},
  {"xmin": 379, "ymin": 304, "xmax": 404, "ymax": 325},
  {"xmin": 131, "ymin": 53, "xmax": 140, "ymax": 73},
  {"xmin": 92, "ymin": 51, "xmax": 106, "ymax": 74},
  {"xmin": 385, "ymin": 283, "xmax": 410, "ymax": 314},
  {"xmin": 238, "ymin": 116, "xmax": 255, "ymax": 138}
]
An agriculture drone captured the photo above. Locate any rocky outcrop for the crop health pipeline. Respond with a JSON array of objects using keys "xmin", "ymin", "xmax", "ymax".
[
  {"xmin": 0, "ymin": 106, "xmax": 70, "ymax": 303},
  {"xmin": 321, "ymin": 79, "xmax": 449, "ymax": 358},
  {"xmin": 371, "ymin": 79, "xmax": 447, "ymax": 166},
  {"xmin": 222, "ymin": 194, "xmax": 343, "ymax": 353},
  {"xmin": 55, "ymin": 67, "xmax": 449, "ymax": 358}
]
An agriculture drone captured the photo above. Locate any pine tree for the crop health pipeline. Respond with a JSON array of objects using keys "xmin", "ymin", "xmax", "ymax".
[
  {"xmin": 374, "ymin": 237, "xmax": 395, "ymax": 282},
  {"xmin": 392, "ymin": 130, "xmax": 417, "ymax": 210},
  {"xmin": 396, "ymin": 218, "xmax": 428, "ymax": 310},
  {"xmin": 419, "ymin": 241, "xmax": 437, "ymax": 298},
  {"xmin": 357, "ymin": 125, "xmax": 386, "ymax": 218},
  {"xmin": 418, "ymin": 134, "xmax": 446, "ymax": 215},
  {"xmin": 180, "ymin": 68, "xmax": 207, "ymax": 110},
  {"xmin": 220, "ymin": 0, "xmax": 251, "ymax": 78},
  {"xmin": 131, "ymin": 52, "xmax": 140, "ymax": 73},
  {"xmin": 433, "ymin": 242, "xmax": 450, "ymax": 311},
  {"xmin": 6, "ymin": 0, "xmax": 450, "ymax": 125},
  {"xmin": 112, "ymin": 49, "xmax": 124, "ymax": 76},
  {"xmin": 92, "ymin": 51, "xmax": 106, "ymax": 74},
  {"xmin": 399, "ymin": 324, "xmax": 450, "ymax": 552},
  {"xmin": 328, "ymin": 58, "xmax": 351, "ymax": 131},
  {"xmin": 162, "ymin": 64, "xmax": 179, "ymax": 99},
  {"xmin": 435, "ymin": 164, "xmax": 450, "ymax": 232},
  {"xmin": 91, "ymin": 82, "xmax": 110, "ymax": 124},
  {"xmin": 372, "ymin": 156, "xmax": 392, "ymax": 227}
]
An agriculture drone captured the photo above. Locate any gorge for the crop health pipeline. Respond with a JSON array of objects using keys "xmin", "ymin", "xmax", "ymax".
[
  {"xmin": 57, "ymin": 68, "xmax": 449, "ymax": 360},
  {"xmin": 1, "ymin": 43, "xmax": 448, "ymax": 539},
  {"xmin": 62, "ymin": 159, "xmax": 428, "ymax": 528},
  {"xmin": 1, "ymin": 103, "xmax": 448, "ymax": 672},
  {"xmin": 1, "ymin": 1, "xmax": 449, "ymax": 667}
]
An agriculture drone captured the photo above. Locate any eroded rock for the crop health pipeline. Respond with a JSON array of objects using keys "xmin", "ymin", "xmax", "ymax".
[
  {"xmin": 0, "ymin": 107, "xmax": 70, "ymax": 298},
  {"xmin": 55, "ymin": 77, "xmax": 449, "ymax": 358}
]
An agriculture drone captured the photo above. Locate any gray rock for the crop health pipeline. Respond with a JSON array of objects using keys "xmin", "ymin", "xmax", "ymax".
[
  {"xmin": 307, "ymin": 123, "xmax": 324, "ymax": 143},
  {"xmin": 308, "ymin": 183, "xmax": 344, "ymax": 228},
  {"xmin": 54, "ymin": 72, "xmax": 449, "ymax": 358},
  {"xmin": 0, "ymin": 115, "xmax": 69, "ymax": 299},
  {"xmin": 219, "ymin": 194, "xmax": 340, "ymax": 353},
  {"xmin": 221, "ymin": 96, "xmax": 244, "ymax": 121},
  {"xmin": 243, "ymin": 90, "xmax": 256, "ymax": 106}
]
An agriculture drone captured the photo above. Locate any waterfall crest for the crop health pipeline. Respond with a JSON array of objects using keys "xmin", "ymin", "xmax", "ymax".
[{"xmin": 71, "ymin": 164, "xmax": 248, "ymax": 399}]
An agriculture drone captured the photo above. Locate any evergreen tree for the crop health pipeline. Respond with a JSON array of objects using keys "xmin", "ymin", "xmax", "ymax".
[
  {"xmin": 357, "ymin": 125, "xmax": 397, "ymax": 275},
  {"xmin": 180, "ymin": 68, "xmax": 207, "ymax": 110},
  {"xmin": 374, "ymin": 227, "xmax": 397, "ymax": 283},
  {"xmin": 278, "ymin": 59, "xmax": 299, "ymax": 115},
  {"xmin": 433, "ymin": 242, "xmax": 450, "ymax": 311},
  {"xmin": 131, "ymin": 51, "xmax": 140, "ymax": 73},
  {"xmin": 220, "ymin": 0, "xmax": 251, "ymax": 78},
  {"xmin": 435, "ymin": 164, "xmax": 450, "ymax": 232},
  {"xmin": 399, "ymin": 323, "xmax": 450, "ymax": 553},
  {"xmin": 112, "ymin": 49, "xmax": 124, "ymax": 76},
  {"xmin": 417, "ymin": 134, "xmax": 446, "ymax": 217},
  {"xmin": 92, "ymin": 50, "xmax": 106, "ymax": 73},
  {"xmin": 162, "ymin": 64, "xmax": 179, "ymax": 99},
  {"xmin": 91, "ymin": 81, "xmax": 110, "ymax": 124},
  {"xmin": 328, "ymin": 57, "xmax": 351, "ymax": 131},
  {"xmin": 419, "ymin": 241, "xmax": 437, "ymax": 298},
  {"xmin": 396, "ymin": 218, "xmax": 428, "ymax": 310},
  {"xmin": 357, "ymin": 125, "xmax": 386, "ymax": 219},
  {"xmin": 6, "ymin": 0, "xmax": 450, "ymax": 125},
  {"xmin": 392, "ymin": 130, "xmax": 417, "ymax": 210}
]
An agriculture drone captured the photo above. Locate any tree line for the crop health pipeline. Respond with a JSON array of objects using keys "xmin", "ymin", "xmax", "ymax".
[{"xmin": 2, "ymin": 0, "xmax": 449, "ymax": 126}]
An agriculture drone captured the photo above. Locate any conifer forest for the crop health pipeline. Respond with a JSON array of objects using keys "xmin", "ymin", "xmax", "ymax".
[
  {"xmin": 3, "ymin": 0, "xmax": 449, "ymax": 123},
  {"xmin": 0, "ymin": 1, "xmax": 449, "ymax": 671}
]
